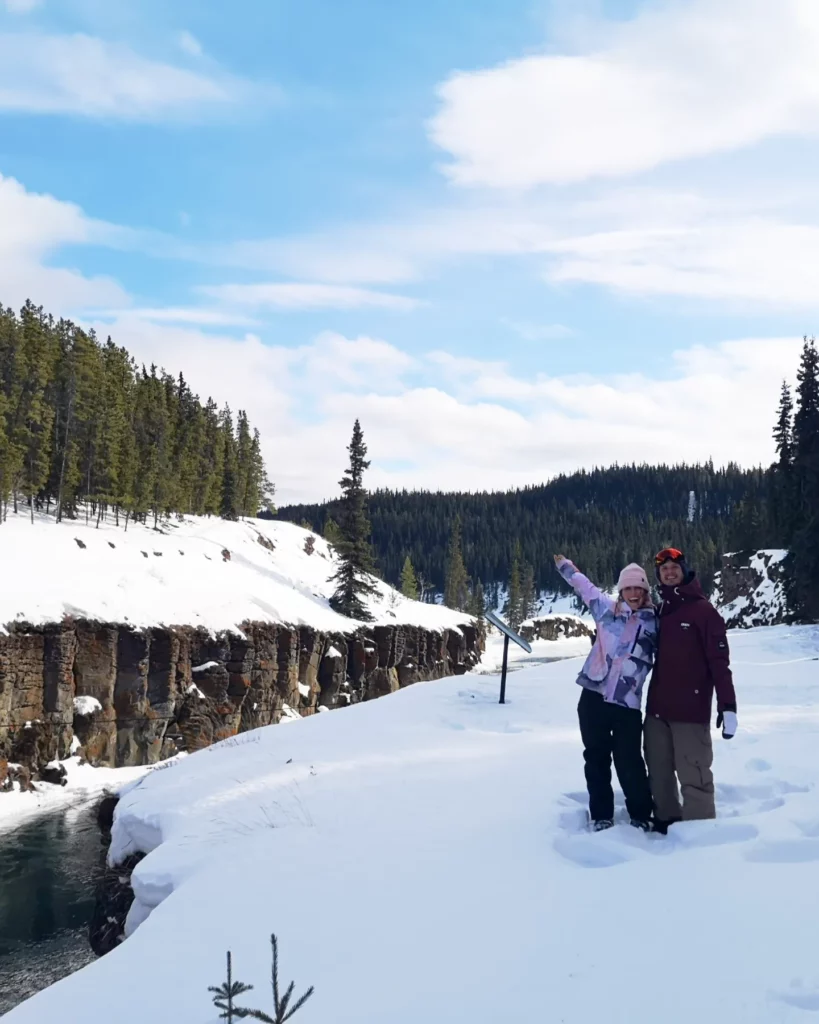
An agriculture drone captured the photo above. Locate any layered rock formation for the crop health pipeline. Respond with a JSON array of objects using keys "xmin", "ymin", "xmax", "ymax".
[
  {"xmin": 0, "ymin": 619, "xmax": 482, "ymax": 787},
  {"xmin": 519, "ymin": 615, "xmax": 594, "ymax": 644},
  {"xmin": 712, "ymin": 550, "xmax": 789, "ymax": 629}
]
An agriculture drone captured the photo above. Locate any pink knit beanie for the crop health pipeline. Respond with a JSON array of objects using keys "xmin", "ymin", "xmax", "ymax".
[{"xmin": 617, "ymin": 563, "xmax": 650, "ymax": 593}]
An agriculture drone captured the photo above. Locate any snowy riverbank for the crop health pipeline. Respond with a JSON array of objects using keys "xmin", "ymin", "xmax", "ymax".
[
  {"xmin": 6, "ymin": 624, "xmax": 819, "ymax": 1023},
  {"xmin": 0, "ymin": 759, "xmax": 149, "ymax": 833}
]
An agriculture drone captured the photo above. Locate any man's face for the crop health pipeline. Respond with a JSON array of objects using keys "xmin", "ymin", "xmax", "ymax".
[{"xmin": 659, "ymin": 560, "xmax": 684, "ymax": 586}]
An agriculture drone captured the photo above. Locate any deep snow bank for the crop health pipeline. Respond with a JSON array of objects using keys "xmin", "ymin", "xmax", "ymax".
[
  {"xmin": 0, "ymin": 510, "xmax": 469, "ymax": 634},
  {"xmin": 7, "ymin": 624, "xmax": 819, "ymax": 1023},
  {"xmin": 0, "ymin": 511, "xmax": 479, "ymax": 788}
]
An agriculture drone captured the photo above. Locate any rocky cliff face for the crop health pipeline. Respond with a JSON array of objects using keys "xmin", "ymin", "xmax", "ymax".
[
  {"xmin": 712, "ymin": 550, "xmax": 789, "ymax": 629},
  {"xmin": 519, "ymin": 615, "xmax": 594, "ymax": 643},
  {"xmin": 0, "ymin": 619, "xmax": 482, "ymax": 788}
]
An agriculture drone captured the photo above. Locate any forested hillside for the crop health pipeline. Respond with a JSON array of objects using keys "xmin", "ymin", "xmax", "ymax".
[
  {"xmin": 0, "ymin": 301, "xmax": 273, "ymax": 525},
  {"xmin": 279, "ymin": 463, "xmax": 773, "ymax": 597}
]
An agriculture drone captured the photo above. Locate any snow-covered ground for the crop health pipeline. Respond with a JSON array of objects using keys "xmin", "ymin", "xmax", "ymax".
[
  {"xmin": 6, "ymin": 624, "xmax": 819, "ymax": 1023},
  {"xmin": 477, "ymin": 627, "xmax": 591, "ymax": 674},
  {"xmin": 0, "ymin": 509, "xmax": 471, "ymax": 634},
  {"xmin": 0, "ymin": 758, "xmax": 149, "ymax": 833}
]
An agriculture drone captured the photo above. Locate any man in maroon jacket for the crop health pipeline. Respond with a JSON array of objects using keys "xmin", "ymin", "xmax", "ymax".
[{"xmin": 645, "ymin": 547, "xmax": 738, "ymax": 830}]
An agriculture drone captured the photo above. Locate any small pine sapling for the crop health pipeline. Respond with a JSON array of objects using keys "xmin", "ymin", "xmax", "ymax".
[
  {"xmin": 210, "ymin": 935, "xmax": 314, "ymax": 1023},
  {"xmin": 209, "ymin": 950, "xmax": 254, "ymax": 1022}
]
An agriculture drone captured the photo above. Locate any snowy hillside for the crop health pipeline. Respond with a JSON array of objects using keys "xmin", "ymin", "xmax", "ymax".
[
  {"xmin": 0, "ymin": 510, "xmax": 471, "ymax": 634},
  {"xmin": 713, "ymin": 549, "xmax": 789, "ymax": 629},
  {"xmin": 8, "ymin": 624, "xmax": 819, "ymax": 1023}
]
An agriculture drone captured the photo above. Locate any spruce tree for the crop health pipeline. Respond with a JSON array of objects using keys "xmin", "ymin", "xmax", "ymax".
[
  {"xmin": 443, "ymin": 515, "xmax": 469, "ymax": 611},
  {"xmin": 323, "ymin": 517, "xmax": 342, "ymax": 548},
  {"xmin": 772, "ymin": 380, "xmax": 794, "ymax": 542},
  {"xmin": 788, "ymin": 337, "xmax": 819, "ymax": 619},
  {"xmin": 468, "ymin": 578, "xmax": 486, "ymax": 620},
  {"xmin": 521, "ymin": 562, "xmax": 536, "ymax": 624},
  {"xmin": 505, "ymin": 545, "xmax": 523, "ymax": 629},
  {"xmin": 219, "ymin": 405, "xmax": 239, "ymax": 521},
  {"xmin": 400, "ymin": 555, "xmax": 419, "ymax": 599},
  {"xmin": 329, "ymin": 420, "xmax": 377, "ymax": 620}
]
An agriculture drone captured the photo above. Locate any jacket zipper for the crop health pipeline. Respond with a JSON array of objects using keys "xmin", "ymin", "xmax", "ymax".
[{"xmin": 630, "ymin": 625, "xmax": 642, "ymax": 654}]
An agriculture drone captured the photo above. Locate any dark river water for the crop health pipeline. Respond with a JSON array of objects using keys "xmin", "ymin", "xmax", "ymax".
[{"xmin": 0, "ymin": 802, "xmax": 101, "ymax": 1016}]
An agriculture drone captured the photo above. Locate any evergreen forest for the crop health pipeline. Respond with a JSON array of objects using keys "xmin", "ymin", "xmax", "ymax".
[{"xmin": 0, "ymin": 301, "xmax": 273, "ymax": 526}]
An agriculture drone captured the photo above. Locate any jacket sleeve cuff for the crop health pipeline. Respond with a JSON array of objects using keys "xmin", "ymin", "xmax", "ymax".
[{"xmin": 718, "ymin": 701, "xmax": 737, "ymax": 713}]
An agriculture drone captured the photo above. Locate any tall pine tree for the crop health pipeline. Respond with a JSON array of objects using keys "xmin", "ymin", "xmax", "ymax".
[
  {"xmin": 443, "ymin": 515, "xmax": 469, "ymax": 611},
  {"xmin": 505, "ymin": 544, "xmax": 523, "ymax": 630},
  {"xmin": 400, "ymin": 555, "xmax": 419, "ymax": 599},
  {"xmin": 330, "ymin": 420, "xmax": 377, "ymax": 619},
  {"xmin": 772, "ymin": 379, "xmax": 794, "ymax": 541},
  {"xmin": 520, "ymin": 561, "xmax": 536, "ymax": 624},
  {"xmin": 788, "ymin": 337, "xmax": 819, "ymax": 619},
  {"xmin": 468, "ymin": 578, "xmax": 486, "ymax": 620}
]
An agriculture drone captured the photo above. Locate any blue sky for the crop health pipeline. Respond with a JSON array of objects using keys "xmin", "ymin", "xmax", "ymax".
[{"xmin": 1, "ymin": 0, "xmax": 817, "ymax": 501}]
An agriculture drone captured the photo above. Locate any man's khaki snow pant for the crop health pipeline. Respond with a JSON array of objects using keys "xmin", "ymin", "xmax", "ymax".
[{"xmin": 644, "ymin": 716, "xmax": 716, "ymax": 822}]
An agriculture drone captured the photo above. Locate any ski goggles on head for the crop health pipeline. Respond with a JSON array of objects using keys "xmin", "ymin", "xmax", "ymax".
[{"xmin": 654, "ymin": 547, "xmax": 685, "ymax": 566}]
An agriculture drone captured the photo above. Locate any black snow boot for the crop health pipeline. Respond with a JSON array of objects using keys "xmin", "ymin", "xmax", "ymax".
[
  {"xmin": 629, "ymin": 818, "xmax": 652, "ymax": 832},
  {"xmin": 591, "ymin": 818, "xmax": 614, "ymax": 832},
  {"xmin": 652, "ymin": 817, "xmax": 682, "ymax": 836}
]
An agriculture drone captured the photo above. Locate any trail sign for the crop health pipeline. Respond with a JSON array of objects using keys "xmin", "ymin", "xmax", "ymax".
[{"xmin": 484, "ymin": 609, "xmax": 532, "ymax": 704}]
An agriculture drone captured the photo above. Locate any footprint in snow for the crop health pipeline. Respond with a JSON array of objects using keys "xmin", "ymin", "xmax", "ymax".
[
  {"xmin": 716, "ymin": 778, "xmax": 810, "ymax": 820},
  {"xmin": 552, "ymin": 834, "xmax": 633, "ymax": 869},
  {"xmin": 746, "ymin": 838, "xmax": 819, "ymax": 864}
]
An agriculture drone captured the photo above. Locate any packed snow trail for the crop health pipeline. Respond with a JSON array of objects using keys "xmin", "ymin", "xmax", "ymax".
[{"xmin": 6, "ymin": 626, "xmax": 819, "ymax": 1023}]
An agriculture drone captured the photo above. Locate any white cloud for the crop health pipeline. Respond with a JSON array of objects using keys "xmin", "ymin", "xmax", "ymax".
[
  {"xmin": 0, "ymin": 173, "xmax": 128, "ymax": 310},
  {"xmin": 84, "ymin": 312, "xmax": 799, "ymax": 504},
  {"xmin": 294, "ymin": 331, "xmax": 416, "ymax": 389},
  {"xmin": 178, "ymin": 30, "xmax": 203, "ymax": 57},
  {"xmin": 92, "ymin": 306, "xmax": 262, "ymax": 328},
  {"xmin": 221, "ymin": 183, "xmax": 819, "ymax": 307},
  {"xmin": 201, "ymin": 282, "xmax": 420, "ymax": 311},
  {"xmin": 429, "ymin": 0, "xmax": 819, "ymax": 187},
  {"xmin": 501, "ymin": 319, "xmax": 573, "ymax": 341},
  {"xmin": 0, "ymin": 32, "xmax": 265, "ymax": 120},
  {"xmin": 4, "ymin": 0, "xmax": 40, "ymax": 12}
]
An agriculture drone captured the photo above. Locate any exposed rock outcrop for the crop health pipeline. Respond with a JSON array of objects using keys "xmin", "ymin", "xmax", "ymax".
[
  {"xmin": 519, "ymin": 615, "xmax": 594, "ymax": 644},
  {"xmin": 0, "ymin": 619, "xmax": 482, "ymax": 784},
  {"xmin": 89, "ymin": 794, "xmax": 143, "ymax": 957},
  {"xmin": 712, "ymin": 550, "xmax": 789, "ymax": 629}
]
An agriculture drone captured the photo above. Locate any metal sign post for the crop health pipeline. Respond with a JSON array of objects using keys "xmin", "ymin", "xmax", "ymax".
[{"xmin": 484, "ymin": 609, "xmax": 532, "ymax": 705}]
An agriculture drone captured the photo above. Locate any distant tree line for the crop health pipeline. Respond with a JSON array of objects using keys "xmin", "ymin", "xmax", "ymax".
[
  {"xmin": 0, "ymin": 300, "xmax": 274, "ymax": 526},
  {"xmin": 280, "ymin": 462, "xmax": 772, "ymax": 602}
]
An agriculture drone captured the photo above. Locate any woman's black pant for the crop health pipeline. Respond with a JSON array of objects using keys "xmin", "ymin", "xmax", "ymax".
[{"xmin": 577, "ymin": 688, "xmax": 653, "ymax": 823}]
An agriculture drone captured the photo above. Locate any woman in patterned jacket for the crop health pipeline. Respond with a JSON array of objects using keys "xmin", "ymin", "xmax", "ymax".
[{"xmin": 554, "ymin": 555, "xmax": 657, "ymax": 832}]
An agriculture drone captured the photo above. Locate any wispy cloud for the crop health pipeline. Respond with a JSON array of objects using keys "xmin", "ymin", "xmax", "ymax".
[
  {"xmin": 0, "ymin": 172, "xmax": 128, "ymax": 311},
  {"xmin": 177, "ymin": 30, "xmax": 203, "ymax": 58},
  {"xmin": 0, "ymin": 32, "xmax": 275, "ymax": 120},
  {"xmin": 200, "ymin": 282, "xmax": 421, "ymax": 312},
  {"xmin": 429, "ymin": 0, "xmax": 819, "ymax": 187},
  {"xmin": 501, "ymin": 319, "xmax": 573, "ymax": 341},
  {"xmin": 3, "ymin": 0, "xmax": 40, "ymax": 12},
  {"xmin": 91, "ymin": 307, "xmax": 262, "ymax": 328}
]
